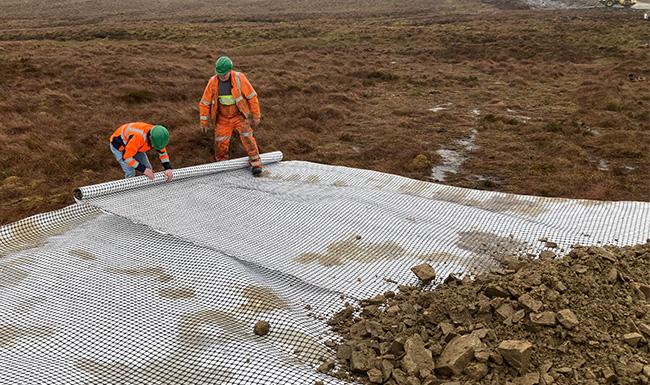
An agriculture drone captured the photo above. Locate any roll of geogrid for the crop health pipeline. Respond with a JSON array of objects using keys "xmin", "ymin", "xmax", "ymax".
[{"xmin": 73, "ymin": 151, "xmax": 283, "ymax": 201}]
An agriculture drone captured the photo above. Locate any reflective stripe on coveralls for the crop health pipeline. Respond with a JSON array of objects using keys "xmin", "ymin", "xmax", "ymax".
[
  {"xmin": 218, "ymin": 95, "xmax": 236, "ymax": 105},
  {"xmin": 109, "ymin": 122, "xmax": 172, "ymax": 172},
  {"xmin": 199, "ymin": 71, "xmax": 262, "ymax": 167}
]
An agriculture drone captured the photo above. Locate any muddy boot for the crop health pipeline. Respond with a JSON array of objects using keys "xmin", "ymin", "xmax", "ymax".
[{"xmin": 252, "ymin": 166, "xmax": 263, "ymax": 177}]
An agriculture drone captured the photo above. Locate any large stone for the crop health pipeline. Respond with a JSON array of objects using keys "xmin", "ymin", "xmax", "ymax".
[
  {"xmin": 515, "ymin": 372, "xmax": 540, "ymax": 385},
  {"xmin": 474, "ymin": 349, "xmax": 490, "ymax": 363},
  {"xmin": 539, "ymin": 250, "xmax": 556, "ymax": 260},
  {"xmin": 436, "ymin": 334, "xmax": 482, "ymax": 376},
  {"xmin": 601, "ymin": 367, "xmax": 617, "ymax": 383},
  {"xmin": 392, "ymin": 368, "xmax": 409, "ymax": 385},
  {"xmin": 518, "ymin": 294, "xmax": 543, "ymax": 313},
  {"xmin": 381, "ymin": 360, "xmax": 394, "ymax": 381},
  {"xmin": 401, "ymin": 334, "xmax": 434, "ymax": 376},
  {"xmin": 351, "ymin": 347, "xmax": 376, "ymax": 372},
  {"xmin": 464, "ymin": 362, "xmax": 489, "ymax": 380},
  {"xmin": 368, "ymin": 368, "xmax": 383, "ymax": 383},
  {"xmin": 411, "ymin": 263, "xmax": 436, "ymax": 283},
  {"xmin": 638, "ymin": 284, "xmax": 650, "ymax": 301},
  {"xmin": 638, "ymin": 322, "xmax": 650, "ymax": 337},
  {"xmin": 622, "ymin": 332, "xmax": 643, "ymax": 347},
  {"xmin": 337, "ymin": 344, "xmax": 352, "ymax": 361},
  {"xmin": 556, "ymin": 309, "xmax": 579, "ymax": 329},
  {"xmin": 498, "ymin": 340, "xmax": 533, "ymax": 374},
  {"xmin": 484, "ymin": 285, "xmax": 510, "ymax": 298},
  {"xmin": 529, "ymin": 312, "xmax": 556, "ymax": 326},
  {"xmin": 439, "ymin": 322, "xmax": 457, "ymax": 339},
  {"xmin": 496, "ymin": 303, "xmax": 515, "ymax": 321}
]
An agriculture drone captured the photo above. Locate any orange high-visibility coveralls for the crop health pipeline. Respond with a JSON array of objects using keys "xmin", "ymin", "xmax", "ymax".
[
  {"xmin": 198, "ymin": 70, "xmax": 262, "ymax": 168},
  {"xmin": 109, "ymin": 122, "xmax": 171, "ymax": 172}
]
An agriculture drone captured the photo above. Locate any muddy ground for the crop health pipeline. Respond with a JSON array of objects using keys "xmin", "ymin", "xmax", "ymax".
[
  {"xmin": 326, "ymin": 242, "xmax": 650, "ymax": 384},
  {"xmin": 0, "ymin": 0, "xmax": 649, "ymax": 224}
]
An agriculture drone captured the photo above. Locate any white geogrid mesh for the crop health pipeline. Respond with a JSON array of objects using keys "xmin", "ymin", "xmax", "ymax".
[{"xmin": 1, "ymin": 152, "xmax": 649, "ymax": 385}]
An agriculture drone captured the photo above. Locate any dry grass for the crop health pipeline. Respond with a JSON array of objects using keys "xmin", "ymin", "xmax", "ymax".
[{"xmin": 0, "ymin": 1, "xmax": 649, "ymax": 225}]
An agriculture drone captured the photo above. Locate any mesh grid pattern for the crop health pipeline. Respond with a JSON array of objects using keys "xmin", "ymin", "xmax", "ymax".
[{"xmin": 2, "ymin": 152, "xmax": 649, "ymax": 384}]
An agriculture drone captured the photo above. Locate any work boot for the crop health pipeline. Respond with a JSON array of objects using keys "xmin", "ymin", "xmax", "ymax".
[{"xmin": 252, "ymin": 166, "xmax": 263, "ymax": 177}]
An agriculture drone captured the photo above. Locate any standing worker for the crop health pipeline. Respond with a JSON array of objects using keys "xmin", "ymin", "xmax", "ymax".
[
  {"xmin": 199, "ymin": 56, "xmax": 264, "ymax": 176},
  {"xmin": 109, "ymin": 122, "xmax": 174, "ymax": 182}
]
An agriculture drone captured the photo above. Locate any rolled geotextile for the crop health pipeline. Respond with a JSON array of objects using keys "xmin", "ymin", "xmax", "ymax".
[{"xmin": 74, "ymin": 151, "xmax": 283, "ymax": 201}]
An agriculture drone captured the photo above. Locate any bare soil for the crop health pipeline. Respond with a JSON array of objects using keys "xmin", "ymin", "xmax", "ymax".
[
  {"xmin": 326, "ymin": 242, "xmax": 650, "ymax": 384},
  {"xmin": 1, "ymin": 1, "xmax": 649, "ymax": 224}
]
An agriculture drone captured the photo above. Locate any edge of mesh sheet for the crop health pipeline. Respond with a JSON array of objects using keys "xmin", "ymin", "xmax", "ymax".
[
  {"xmin": 73, "ymin": 151, "xmax": 283, "ymax": 201},
  {"xmin": 0, "ymin": 203, "xmax": 100, "ymax": 255}
]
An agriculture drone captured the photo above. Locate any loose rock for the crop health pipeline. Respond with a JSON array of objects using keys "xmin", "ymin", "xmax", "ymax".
[
  {"xmin": 529, "ymin": 312, "xmax": 556, "ymax": 326},
  {"xmin": 351, "ymin": 347, "xmax": 376, "ymax": 372},
  {"xmin": 436, "ymin": 334, "xmax": 482, "ymax": 376},
  {"xmin": 367, "ymin": 368, "xmax": 383, "ymax": 383},
  {"xmin": 622, "ymin": 332, "xmax": 642, "ymax": 347},
  {"xmin": 464, "ymin": 362, "xmax": 489, "ymax": 380},
  {"xmin": 518, "ymin": 293, "xmax": 543, "ymax": 313},
  {"xmin": 498, "ymin": 340, "xmax": 533, "ymax": 374},
  {"xmin": 254, "ymin": 320, "xmax": 270, "ymax": 336},
  {"xmin": 556, "ymin": 309, "xmax": 578, "ymax": 329},
  {"xmin": 401, "ymin": 334, "xmax": 434, "ymax": 376},
  {"xmin": 411, "ymin": 263, "xmax": 436, "ymax": 283},
  {"xmin": 328, "ymin": 242, "xmax": 650, "ymax": 385}
]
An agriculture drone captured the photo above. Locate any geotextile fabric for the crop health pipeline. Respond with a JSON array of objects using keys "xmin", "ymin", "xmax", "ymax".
[{"xmin": 1, "ymin": 152, "xmax": 649, "ymax": 384}]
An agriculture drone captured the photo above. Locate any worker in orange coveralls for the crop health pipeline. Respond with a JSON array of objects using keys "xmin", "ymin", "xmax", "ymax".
[
  {"xmin": 198, "ymin": 56, "xmax": 264, "ymax": 177},
  {"xmin": 109, "ymin": 122, "xmax": 174, "ymax": 182}
]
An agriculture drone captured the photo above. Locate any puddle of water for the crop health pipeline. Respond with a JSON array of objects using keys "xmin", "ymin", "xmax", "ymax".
[
  {"xmin": 431, "ymin": 129, "xmax": 478, "ymax": 182},
  {"xmin": 597, "ymin": 159, "xmax": 609, "ymax": 171},
  {"xmin": 506, "ymin": 108, "xmax": 531, "ymax": 123},
  {"xmin": 432, "ymin": 150, "xmax": 466, "ymax": 182},
  {"xmin": 429, "ymin": 103, "xmax": 452, "ymax": 112}
]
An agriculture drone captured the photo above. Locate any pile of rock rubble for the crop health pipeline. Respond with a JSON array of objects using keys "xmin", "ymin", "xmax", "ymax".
[{"xmin": 323, "ymin": 241, "xmax": 650, "ymax": 385}]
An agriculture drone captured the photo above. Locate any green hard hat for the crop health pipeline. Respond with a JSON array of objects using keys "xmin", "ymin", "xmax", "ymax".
[
  {"xmin": 150, "ymin": 125, "xmax": 169, "ymax": 150},
  {"xmin": 215, "ymin": 56, "xmax": 233, "ymax": 76}
]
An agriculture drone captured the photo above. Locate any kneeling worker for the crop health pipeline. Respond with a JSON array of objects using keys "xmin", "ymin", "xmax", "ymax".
[
  {"xmin": 199, "ymin": 56, "xmax": 264, "ymax": 176},
  {"xmin": 109, "ymin": 122, "xmax": 174, "ymax": 182}
]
